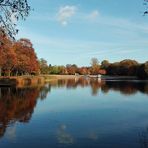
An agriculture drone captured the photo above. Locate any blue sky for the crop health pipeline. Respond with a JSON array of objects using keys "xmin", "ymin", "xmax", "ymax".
[{"xmin": 17, "ymin": 0, "xmax": 148, "ymax": 66}]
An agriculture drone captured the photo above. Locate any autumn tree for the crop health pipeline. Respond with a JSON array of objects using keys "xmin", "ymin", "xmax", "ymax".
[
  {"xmin": 0, "ymin": 30, "xmax": 39, "ymax": 76},
  {"xmin": 13, "ymin": 38, "xmax": 39, "ymax": 75},
  {"xmin": 0, "ymin": 30, "xmax": 16, "ymax": 76},
  {"xmin": 77, "ymin": 67, "xmax": 89, "ymax": 75},
  {"xmin": 66, "ymin": 64, "xmax": 78, "ymax": 75},
  {"xmin": 106, "ymin": 60, "xmax": 139, "ymax": 76},
  {"xmin": 119, "ymin": 59, "xmax": 139, "ymax": 76}
]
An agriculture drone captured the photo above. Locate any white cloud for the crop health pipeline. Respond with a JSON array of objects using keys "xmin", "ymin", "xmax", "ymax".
[
  {"xmin": 88, "ymin": 10, "xmax": 100, "ymax": 21},
  {"xmin": 57, "ymin": 5, "xmax": 77, "ymax": 26}
]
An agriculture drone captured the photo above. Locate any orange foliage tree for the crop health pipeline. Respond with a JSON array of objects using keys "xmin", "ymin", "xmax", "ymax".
[
  {"xmin": 0, "ymin": 30, "xmax": 39, "ymax": 76},
  {"xmin": 13, "ymin": 39, "xmax": 39, "ymax": 75},
  {"xmin": 0, "ymin": 31, "xmax": 16, "ymax": 76}
]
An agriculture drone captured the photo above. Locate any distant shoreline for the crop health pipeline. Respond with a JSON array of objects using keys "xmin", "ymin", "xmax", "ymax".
[
  {"xmin": 0, "ymin": 75, "xmax": 147, "ymax": 87},
  {"xmin": 0, "ymin": 74, "xmax": 144, "ymax": 80}
]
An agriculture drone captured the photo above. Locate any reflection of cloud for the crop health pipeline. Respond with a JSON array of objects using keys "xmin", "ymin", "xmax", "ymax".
[
  {"xmin": 88, "ymin": 132, "xmax": 98, "ymax": 141},
  {"xmin": 57, "ymin": 5, "xmax": 77, "ymax": 26},
  {"xmin": 57, "ymin": 124, "xmax": 74, "ymax": 144},
  {"xmin": 5, "ymin": 124, "xmax": 16, "ymax": 141}
]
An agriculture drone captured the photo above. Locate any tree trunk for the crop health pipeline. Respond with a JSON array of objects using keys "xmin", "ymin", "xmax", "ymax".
[
  {"xmin": 16, "ymin": 70, "xmax": 18, "ymax": 76},
  {"xmin": 8, "ymin": 70, "xmax": 10, "ymax": 77},
  {"xmin": 0, "ymin": 67, "xmax": 1, "ymax": 76},
  {"xmin": 0, "ymin": 88, "xmax": 1, "ymax": 99}
]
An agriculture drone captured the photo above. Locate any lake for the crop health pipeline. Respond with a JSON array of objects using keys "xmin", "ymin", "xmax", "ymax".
[{"xmin": 0, "ymin": 78, "xmax": 148, "ymax": 148}]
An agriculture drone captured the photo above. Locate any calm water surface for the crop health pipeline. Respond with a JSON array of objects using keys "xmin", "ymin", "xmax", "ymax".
[{"xmin": 0, "ymin": 78, "xmax": 148, "ymax": 148}]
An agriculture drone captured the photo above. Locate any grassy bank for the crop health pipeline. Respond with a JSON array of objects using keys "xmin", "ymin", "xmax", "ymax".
[
  {"xmin": 42, "ymin": 74, "xmax": 83, "ymax": 82},
  {"xmin": 0, "ymin": 76, "xmax": 45, "ymax": 87},
  {"xmin": 0, "ymin": 75, "xmax": 82, "ymax": 87},
  {"xmin": 0, "ymin": 74, "xmax": 143, "ymax": 87}
]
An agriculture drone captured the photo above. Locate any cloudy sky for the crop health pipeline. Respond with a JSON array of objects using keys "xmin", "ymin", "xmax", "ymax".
[{"xmin": 17, "ymin": 0, "xmax": 148, "ymax": 66}]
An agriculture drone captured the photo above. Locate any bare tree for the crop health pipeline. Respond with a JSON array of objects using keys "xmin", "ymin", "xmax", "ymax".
[
  {"xmin": 144, "ymin": 0, "xmax": 148, "ymax": 15},
  {"xmin": 0, "ymin": 0, "xmax": 30, "ymax": 39}
]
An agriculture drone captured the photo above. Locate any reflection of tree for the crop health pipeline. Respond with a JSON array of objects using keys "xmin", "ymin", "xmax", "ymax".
[
  {"xmin": 0, "ymin": 85, "xmax": 51, "ymax": 138},
  {"xmin": 139, "ymin": 83, "xmax": 148, "ymax": 95},
  {"xmin": 49, "ymin": 78, "xmax": 148, "ymax": 96},
  {"xmin": 66, "ymin": 79, "xmax": 77, "ymax": 89},
  {"xmin": 5, "ymin": 125, "xmax": 16, "ymax": 141},
  {"xmin": 39, "ymin": 84, "xmax": 51, "ymax": 100},
  {"xmin": 101, "ymin": 84, "xmax": 110, "ymax": 94},
  {"xmin": 103, "ymin": 81, "xmax": 148, "ymax": 96},
  {"xmin": 103, "ymin": 81, "xmax": 138, "ymax": 95},
  {"xmin": 90, "ymin": 79, "xmax": 105, "ymax": 96}
]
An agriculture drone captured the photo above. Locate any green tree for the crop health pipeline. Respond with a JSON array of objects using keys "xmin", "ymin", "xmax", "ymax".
[
  {"xmin": 39, "ymin": 58, "xmax": 49, "ymax": 74},
  {"xmin": 50, "ymin": 66, "xmax": 61, "ymax": 74},
  {"xmin": 101, "ymin": 60, "xmax": 110, "ymax": 69}
]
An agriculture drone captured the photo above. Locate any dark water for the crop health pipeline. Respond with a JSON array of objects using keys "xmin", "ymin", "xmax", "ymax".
[{"xmin": 0, "ymin": 78, "xmax": 148, "ymax": 148}]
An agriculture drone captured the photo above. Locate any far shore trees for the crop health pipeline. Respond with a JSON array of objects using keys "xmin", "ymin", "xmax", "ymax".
[
  {"xmin": 137, "ymin": 61, "xmax": 148, "ymax": 79},
  {"xmin": 90, "ymin": 58, "xmax": 100, "ymax": 75},
  {"xmin": 39, "ymin": 58, "xmax": 49, "ymax": 74},
  {"xmin": 105, "ymin": 60, "xmax": 139, "ymax": 76},
  {"xmin": 101, "ymin": 60, "xmax": 110, "ymax": 69},
  {"xmin": 38, "ymin": 58, "xmax": 148, "ymax": 79}
]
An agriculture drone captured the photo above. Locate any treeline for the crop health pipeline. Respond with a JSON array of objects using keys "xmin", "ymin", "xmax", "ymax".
[
  {"xmin": 0, "ymin": 30, "xmax": 39, "ymax": 76},
  {"xmin": 103, "ymin": 60, "xmax": 148, "ymax": 79},
  {"xmin": 39, "ymin": 58, "xmax": 106, "ymax": 75},
  {"xmin": 39, "ymin": 58, "xmax": 148, "ymax": 79}
]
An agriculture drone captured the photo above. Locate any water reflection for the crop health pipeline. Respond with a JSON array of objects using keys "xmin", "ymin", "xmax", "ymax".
[
  {"xmin": 0, "ymin": 85, "xmax": 51, "ymax": 138},
  {"xmin": 5, "ymin": 124, "xmax": 16, "ymax": 141},
  {"xmin": 139, "ymin": 128, "xmax": 148, "ymax": 148},
  {"xmin": 0, "ymin": 78, "xmax": 148, "ymax": 147},
  {"xmin": 49, "ymin": 78, "xmax": 148, "ymax": 96},
  {"xmin": 88, "ymin": 131, "xmax": 98, "ymax": 141},
  {"xmin": 57, "ymin": 124, "xmax": 74, "ymax": 145}
]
